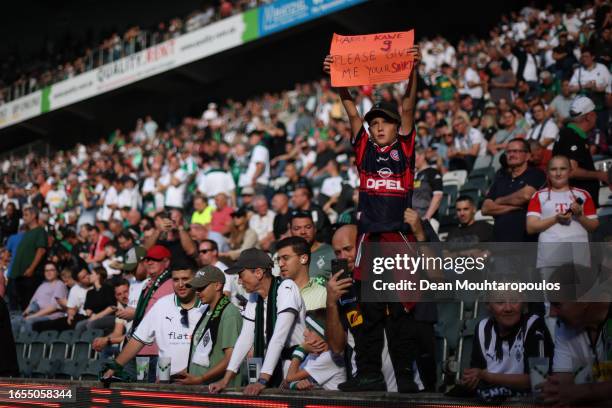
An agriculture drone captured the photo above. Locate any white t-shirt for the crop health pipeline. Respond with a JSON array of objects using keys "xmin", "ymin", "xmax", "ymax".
[
  {"xmin": 527, "ymin": 188, "xmax": 597, "ymax": 268},
  {"xmin": 227, "ymin": 279, "xmax": 306, "ymax": 376},
  {"xmin": 196, "ymin": 169, "xmax": 236, "ymax": 198},
  {"xmin": 99, "ymin": 186, "xmax": 118, "ymax": 221},
  {"xmin": 45, "ymin": 189, "xmax": 67, "ymax": 212},
  {"xmin": 133, "ymin": 294, "xmax": 206, "ymax": 375},
  {"xmin": 570, "ymin": 63, "xmax": 611, "ymax": 94},
  {"xmin": 239, "ymin": 145, "xmax": 270, "ymax": 187},
  {"xmin": 453, "ymin": 128, "xmax": 486, "ymax": 157},
  {"xmin": 527, "ymin": 119, "xmax": 559, "ymax": 150},
  {"xmin": 248, "ymin": 210, "xmax": 276, "ymax": 241},
  {"xmin": 553, "ymin": 320, "xmax": 608, "ymax": 384},
  {"xmin": 321, "ymin": 176, "xmax": 343, "ymax": 197},
  {"xmin": 302, "ymin": 350, "xmax": 347, "ymax": 390},
  {"xmin": 523, "ymin": 53, "xmax": 539, "ymax": 82},
  {"xmin": 462, "ymin": 67, "xmax": 483, "ymax": 99},
  {"xmin": 67, "ymin": 284, "xmax": 91, "ymax": 316},
  {"xmin": 160, "ymin": 169, "xmax": 187, "ymax": 208}
]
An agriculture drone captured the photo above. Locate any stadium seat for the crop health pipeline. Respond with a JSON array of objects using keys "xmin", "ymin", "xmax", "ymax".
[
  {"xmin": 461, "ymin": 178, "xmax": 489, "ymax": 194},
  {"xmin": 472, "ymin": 156, "xmax": 493, "ymax": 170},
  {"xmin": 16, "ymin": 330, "xmax": 38, "ymax": 343},
  {"xmin": 435, "ymin": 319, "xmax": 463, "ymax": 353},
  {"xmin": 31, "ymin": 359, "xmax": 62, "ymax": 379},
  {"xmin": 468, "ymin": 166, "xmax": 495, "ymax": 183},
  {"xmin": 18, "ymin": 358, "xmax": 35, "ymax": 378},
  {"xmin": 457, "ymin": 319, "xmax": 479, "ymax": 379},
  {"xmin": 36, "ymin": 330, "xmax": 59, "ymax": 343},
  {"xmin": 594, "ymin": 158, "xmax": 612, "ymax": 172},
  {"xmin": 28, "ymin": 340, "xmax": 47, "ymax": 361},
  {"xmin": 50, "ymin": 331, "xmax": 76, "ymax": 361},
  {"xmin": 71, "ymin": 340, "xmax": 93, "ymax": 361},
  {"xmin": 80, "ymin": 360, "xmax": 105, "ymax": 380},
  {"xmin": 598, "ymin": 186, "xmax": 612, "ymax": 207},
  {"xmin": 55, "ymin": 360, "xmax": 86, "ymax": 380},
  {"xmin": 80, "ymin": 329, "xmax": 104, "ymax": 342},
  {"xmin": 443, "ymin": 170, "xmax": 467, "ymax": 188}
]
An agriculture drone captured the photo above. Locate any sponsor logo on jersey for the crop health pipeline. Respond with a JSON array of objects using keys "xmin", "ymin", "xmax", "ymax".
[
  {"xmin": 378, "ymin": 167, "xmax": 392, "ymax": 178},
  {"xmin": 366, "ymin": 178, "xmax": 405, "ymax": 191}
]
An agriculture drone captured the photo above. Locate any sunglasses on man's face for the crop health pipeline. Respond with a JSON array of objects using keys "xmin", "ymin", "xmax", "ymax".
[
  {"xmin": 180, "ymin": 308, "xmax": 189, "ymax": 328},
  {"xmin": 199, "ymin": 249, "xmax": 213, "ymax": 254}
]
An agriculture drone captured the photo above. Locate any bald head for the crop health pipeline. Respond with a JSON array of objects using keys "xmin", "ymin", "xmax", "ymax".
[{"xmin": 332, "ymin": 225, "xmax": 358, "ymax": 272}]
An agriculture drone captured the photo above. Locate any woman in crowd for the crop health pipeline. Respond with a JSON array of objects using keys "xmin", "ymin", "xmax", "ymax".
[
  {"xmin": 11, "ymin": 261, "xmax": 67, "ymax": 333},
  {"xmin": 74, "ymin": 266, "xmax": 115, "ymax": 335}
]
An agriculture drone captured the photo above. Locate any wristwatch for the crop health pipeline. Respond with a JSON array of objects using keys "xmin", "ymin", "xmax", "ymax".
[{"xmin": 257, "ymin": 378, "xmax": 268, "ymax": 386}]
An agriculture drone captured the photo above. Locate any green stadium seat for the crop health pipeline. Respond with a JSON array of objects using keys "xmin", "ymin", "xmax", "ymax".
[{"xmin": 79, "ymin": 360, "xmax": 105, "ymax": 380}]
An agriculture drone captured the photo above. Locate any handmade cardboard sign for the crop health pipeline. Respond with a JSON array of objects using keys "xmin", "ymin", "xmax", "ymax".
[{"xmin": 330, "ymin": 30, "xmax": 415, "ymax": 87}]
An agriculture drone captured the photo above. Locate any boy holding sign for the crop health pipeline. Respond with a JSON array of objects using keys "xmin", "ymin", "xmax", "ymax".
[{"xmin": 323, "ymin": 41, "xmax": 422, "ymax": 393}]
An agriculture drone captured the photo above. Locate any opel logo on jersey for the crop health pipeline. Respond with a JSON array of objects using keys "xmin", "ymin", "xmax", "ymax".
[
  {"xmin": 378, "ymin": 167, "xmax": 393, "ymax": 178},
  {"xmin": 366, "ymin": 178, "xmax": 405, "ymax": 191},
  {"xmin": 390, "ymin": 149, "xmax": 400, "ymax": 161}
]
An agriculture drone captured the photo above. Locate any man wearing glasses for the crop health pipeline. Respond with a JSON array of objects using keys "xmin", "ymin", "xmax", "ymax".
[
  {"xmin": 482, "ymin": 138, "xmax": 546, "ymax": 242},
  {"xmin": 197, "ymin": 239, "xmax": 245, "ymax": 309},
  {"xmin": 102, "ymin": 261, "xmax": 205, "ymax": 381}
]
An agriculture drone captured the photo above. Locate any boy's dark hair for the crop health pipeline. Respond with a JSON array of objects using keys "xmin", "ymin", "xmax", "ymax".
[{"xmin": 275, "ymin": 236, "xmax": 311, "ymax": 265}]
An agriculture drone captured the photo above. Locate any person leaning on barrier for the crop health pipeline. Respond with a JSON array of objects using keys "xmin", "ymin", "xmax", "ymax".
[
  {"xmin": 540, "ymin": 301, "xmax": 612, "ymax": 405},
  {"xmin": 209, "ymin": 248, "xmax": 307, "ymax": 396},
  {"xmin": 101, "ymin": 263, "xmax": 205, "ymax": 381},
  {"xmin": 173, "ymin": 266, "xmax": 242, "ymax": 386}
]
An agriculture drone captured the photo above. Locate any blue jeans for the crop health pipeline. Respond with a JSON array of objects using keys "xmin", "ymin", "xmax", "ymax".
[{"xmin": 11, "ymin": 315, "xmax": 54, "ymax": 334}]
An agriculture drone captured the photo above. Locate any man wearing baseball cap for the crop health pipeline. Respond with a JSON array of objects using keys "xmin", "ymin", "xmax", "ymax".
[
  {"xmin": 127, "ymin": 244, "xmax": 174, "ymax": 381},
  {"xmin": 174, "ymin": 266, "xmax": 242, "ymax": 386},
  {"xmin": 553, "ymin": 96, "xmax": 609, "ymax": 206},
  {"xmin": 209, "ymin": 248, "xmax": 306, "ymax": 396}
]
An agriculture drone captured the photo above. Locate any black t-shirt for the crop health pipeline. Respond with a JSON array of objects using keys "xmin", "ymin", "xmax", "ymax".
[
  {"xmin": 314, "ymin": 149, "xmax": 335, "ymax": 170},
  {"xmin": 447, "ymin": 221, "xmax": 495, "ymax": 243},
  {"xmin": 553, "ymin": 126, "xmax": 600, "ymax": 207},
  {"xmin": 486, "ymin": 166, "xmax": 546, "ymax": 242},
  {"xmin": 84, "ymin": 284, "xmax": 115, "ymax": 314},
  {"xmin": 273, "ymin": 210, "xmax": 291, "ymax": 240},
  {"xmin": 413, "ymin": 167, "xmax": 443, "ymax": 218},
  {"xmin": 156, "ymin": 238, "xmax": 192, "ymax": 268}
]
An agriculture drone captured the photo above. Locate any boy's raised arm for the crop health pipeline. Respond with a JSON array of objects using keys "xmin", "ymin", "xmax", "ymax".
[{"xmin": 400, "ymin": 46, "xmax": 421, "ymax": 134}]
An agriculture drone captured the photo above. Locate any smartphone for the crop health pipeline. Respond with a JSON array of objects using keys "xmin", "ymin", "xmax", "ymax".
[{"xmin": 331, "ymin": 259, "xmax": 351, "ymax": 280}]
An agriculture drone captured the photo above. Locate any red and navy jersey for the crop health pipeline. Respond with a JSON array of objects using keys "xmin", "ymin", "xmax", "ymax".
[{"xmin": 352, "ymin": 125, "xmax": 416, "ymax": 233}]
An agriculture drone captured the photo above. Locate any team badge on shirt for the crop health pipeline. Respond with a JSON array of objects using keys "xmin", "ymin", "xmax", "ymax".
[
  {"xmin": 390, "ymin": 149, "xmax": 400, "ymax": 161},
  {"xmin": 346, "ymin": 310, "xmax": 363, "ymax": 327}
]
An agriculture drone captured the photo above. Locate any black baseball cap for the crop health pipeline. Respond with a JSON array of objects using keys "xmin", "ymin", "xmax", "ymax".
[
  {"xmin": 364, "ymin": 101, "xmax": 401, "ymax": 124},
  {"xmin": 226, "ymin": 248, "xmax": 273, "ymax": 275}
]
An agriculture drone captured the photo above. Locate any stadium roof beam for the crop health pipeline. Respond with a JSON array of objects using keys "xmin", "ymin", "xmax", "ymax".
[
  {"xmin": 65, "ymin": 106, "xmax": 96, "ymax": 121},
  {"xmin": 16, "ymin": 121, "xmax": 47, "ymax": 136}
]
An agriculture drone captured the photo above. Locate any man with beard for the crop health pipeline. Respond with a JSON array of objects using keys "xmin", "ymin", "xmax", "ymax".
[{"xmin": 102, "ymin": 263, "xmax": 206, "ymax": 381}]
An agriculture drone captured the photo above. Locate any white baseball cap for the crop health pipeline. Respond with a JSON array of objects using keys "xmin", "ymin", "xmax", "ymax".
[{"xmin": 569, "ymin": 96, "xmax": 596, "ymax": 118}]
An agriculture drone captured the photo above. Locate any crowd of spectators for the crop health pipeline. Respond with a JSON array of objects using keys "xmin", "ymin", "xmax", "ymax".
[
  {"xmin": 0, "ymin": 1, "xmax": 611, "ymax": 405},
  {"xmin": 0, "ymin": 0, "xmax": 274, "ymax": 103}
]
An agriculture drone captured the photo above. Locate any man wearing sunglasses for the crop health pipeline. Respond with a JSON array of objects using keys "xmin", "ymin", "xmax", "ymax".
[{"xmin": 102, "ymin": 261, "xmax": 206, "ymax": 381}]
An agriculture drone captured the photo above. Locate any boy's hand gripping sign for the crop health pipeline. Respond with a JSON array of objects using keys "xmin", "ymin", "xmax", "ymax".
[{"xmin": 329, "ymin": 30, "xmax": 415, "ymax": 87}]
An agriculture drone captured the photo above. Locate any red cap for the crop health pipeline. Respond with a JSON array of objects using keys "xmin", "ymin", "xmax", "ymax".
[{"xmin": 145, "ymin": 245, "xmax": 171, "ymax": 261}]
